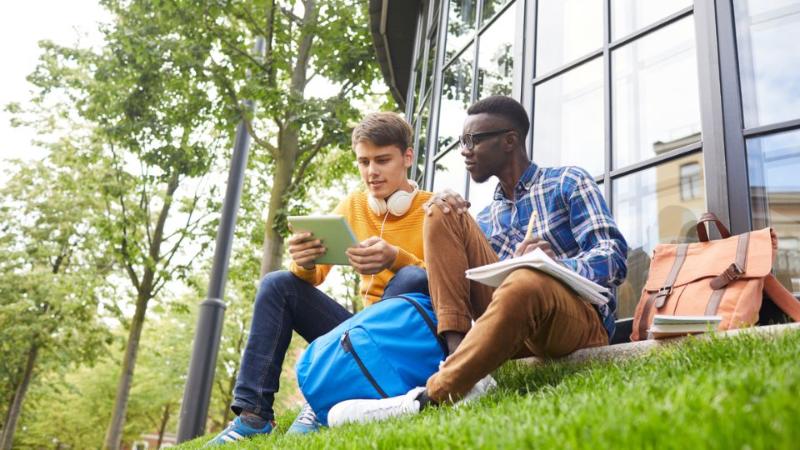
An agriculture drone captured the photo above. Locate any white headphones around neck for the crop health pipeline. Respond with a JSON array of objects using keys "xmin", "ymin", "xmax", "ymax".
[{"xmin": 367, "ymin": 180, "xmax": 419, "ymax": 216}]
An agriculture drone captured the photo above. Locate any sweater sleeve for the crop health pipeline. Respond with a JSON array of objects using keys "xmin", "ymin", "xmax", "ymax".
[{"xmin": 389, "ymin": 247, "xmax": 425, "ymax": 272}]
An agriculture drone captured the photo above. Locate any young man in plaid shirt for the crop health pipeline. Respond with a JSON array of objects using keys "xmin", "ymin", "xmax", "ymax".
[{"xmin": 328, "ymin": 95, "xmax": 628, "ymax": 425}]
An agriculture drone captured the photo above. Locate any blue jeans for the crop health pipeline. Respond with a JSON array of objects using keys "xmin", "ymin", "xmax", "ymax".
[{"xmin": 230, "ymin": 266, "xmax": 428, "ymax": 420}]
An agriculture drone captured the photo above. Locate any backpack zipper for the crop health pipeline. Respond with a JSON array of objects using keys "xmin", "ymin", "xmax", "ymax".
[
  {"xmin": 340, "ymin": 331, "xmax": 388, "ymax": 398},
  {"xmin": 396, "ymin": 295, "xmax": 448, "ymax": 355}
]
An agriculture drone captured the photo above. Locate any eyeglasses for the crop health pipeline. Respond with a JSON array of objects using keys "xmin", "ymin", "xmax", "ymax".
[{"xmin": 458, "ymin": 129, "xmax": 515, "ymax": 150}]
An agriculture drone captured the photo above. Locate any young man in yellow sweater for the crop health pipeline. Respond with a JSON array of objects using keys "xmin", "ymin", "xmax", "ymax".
[{"xmin": 208, "ymin": 112, "xmax": 432, "ymax": 445}]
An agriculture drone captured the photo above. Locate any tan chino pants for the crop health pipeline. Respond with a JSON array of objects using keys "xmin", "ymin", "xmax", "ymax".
[{"xmin": 422, "ymin": 207, "xmax": 609, "ymax": 404}]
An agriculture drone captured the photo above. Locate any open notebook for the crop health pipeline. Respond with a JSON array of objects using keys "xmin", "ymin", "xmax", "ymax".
[{"xmin": 464, "ymin": 248, "xmax": 609, "ymax": 305}]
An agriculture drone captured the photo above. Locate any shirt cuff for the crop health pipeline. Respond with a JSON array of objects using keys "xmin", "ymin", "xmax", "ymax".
[
  {"xmin": 289, "ymin": 261, "xmax": 318, "ymax": 284},
  {"xmin": 389, "ymin": 247, "xmax": 422, "ymax": 272}
]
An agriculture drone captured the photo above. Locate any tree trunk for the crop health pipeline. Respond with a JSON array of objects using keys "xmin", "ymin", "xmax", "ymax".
[
  {"xmin": 350, "ymin": 270, "xmax": 362, "ymax": 313},
  {"xmin": 156, "ymin": 403, "xmax": 171, "ymax": 450},
  {"xmin": 104, "ymin": 174, "xmax": 179, "ymax": 450},
  {"xmin": 0, "ymin": 343, "xmax": 38, "ymax": 450},
  {"xmin": 265, "ymin": 0, "xmax": 276, "ymax": 86},
  {"xmin": 221, "ymin": 370, "xmax": 236, "ymax": 426},
  {"xmin": 103, "ymin": 292, "xmax": 149, "ymax": 450},
  {"xmin": 259, "ymin": 146, "xmax": 296, "ymax": 276},
  {"xmin": 259, "ymin": 0, "xmax": 317, "ymax": 276},
  {"xmin": 2, "ymin": 379, "xmax": 18, "ymax": 438}
]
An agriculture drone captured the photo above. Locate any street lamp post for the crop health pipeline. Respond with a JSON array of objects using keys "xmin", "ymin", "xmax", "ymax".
[{"xmin": 177, "ymin": 36, "xmax": 266, "ymax": 442}]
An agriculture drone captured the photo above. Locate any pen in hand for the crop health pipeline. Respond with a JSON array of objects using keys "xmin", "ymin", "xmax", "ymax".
[
  {"xmin": 515, "ymin": 210, "xmax": 554, "ymax": 258},
  {"xmin": 524, "ymin": 211, "xmax": 538, "ymax": 241}
]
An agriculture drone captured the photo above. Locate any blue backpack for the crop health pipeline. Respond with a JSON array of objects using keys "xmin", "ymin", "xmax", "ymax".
[{"xmin": 296, "ymin": 293, "xmax": 446, "ymax": 425}]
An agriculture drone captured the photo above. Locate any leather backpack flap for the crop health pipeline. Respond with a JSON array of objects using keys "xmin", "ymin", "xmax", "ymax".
[{"xmin": 631, "ymin": 228, "xmax": 774, "ymax": 340}]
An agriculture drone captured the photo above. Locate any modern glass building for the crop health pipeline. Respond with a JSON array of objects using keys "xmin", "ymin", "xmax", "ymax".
[{"xmin": 369, "ymin": 0, "xmax": 800, "ymax": 332}]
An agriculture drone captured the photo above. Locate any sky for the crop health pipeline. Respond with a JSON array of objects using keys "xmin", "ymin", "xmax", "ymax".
[{"xmin": 0, "ymin": 0, "xmax": 109, "ymax": 178}]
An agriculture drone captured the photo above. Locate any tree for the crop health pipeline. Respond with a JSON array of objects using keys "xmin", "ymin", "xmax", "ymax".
[
  {"xmin": 25, "ymin": 1, "xmax": 228, "ymax": 446},
  {"xmin": 19, "ymin": 1, "xmax": 387, "ymax": 446},
  {"xmin": 125, "ymin": 301, "xmax": 195, "ymax": 449},
  {"xmin": 13, "ymin": 303, "xmax": 193, "ymax": 449},
  {"xmin": 0, "ymin": 144, "xmax": 111, "ymax": 450},
  {"xmin": 192, "ymin": 0, "xmax": 384, "ymax": 274}
]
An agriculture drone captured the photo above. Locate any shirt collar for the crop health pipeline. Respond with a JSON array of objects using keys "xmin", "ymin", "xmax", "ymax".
[{"xmin": 492, "ymin": 162, "xmax": 540, "ymax": 202}]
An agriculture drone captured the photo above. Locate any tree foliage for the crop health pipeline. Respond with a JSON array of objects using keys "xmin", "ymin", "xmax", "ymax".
[
  {"xmin": 4, "ymin": 0, "xmax": 387, "ymax": 447},
  {"xmin": 0, "ymin": 141, "xmax": 111, "ymax": 449}
]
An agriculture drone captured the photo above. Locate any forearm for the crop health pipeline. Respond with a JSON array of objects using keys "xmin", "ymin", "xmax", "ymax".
[{"xmin": 560, "ymin": 240, "xmax": 627, "ymax": 287}]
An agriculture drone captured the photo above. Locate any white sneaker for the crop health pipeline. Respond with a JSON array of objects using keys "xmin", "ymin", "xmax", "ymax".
[
  {"xmin": 455, "ymin": 374, "xmax": 497, "ymax": 407},
  {"xmin": 327, "ymin": 386, "xmax": 426, "ymax": 427}
]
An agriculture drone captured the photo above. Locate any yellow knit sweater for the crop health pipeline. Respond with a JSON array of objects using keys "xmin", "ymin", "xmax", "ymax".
[{"xmin": 290, "ymin": 189, "xmax": 432, "ymax": 305}]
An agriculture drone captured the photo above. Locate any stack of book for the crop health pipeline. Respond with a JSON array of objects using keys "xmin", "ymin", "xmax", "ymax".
[
  {"xmin": 464, "ymin": 248, "xmax": 609, "ymax": 305},
  {"xmin": 648, "ymin": 315, "xmax": 723, "ymax": 339}
]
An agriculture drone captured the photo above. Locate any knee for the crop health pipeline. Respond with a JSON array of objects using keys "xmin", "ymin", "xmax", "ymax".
[
  {"xmin": 257, "ymin": 271, "xmax": 299, "ymax": 302},
  {"xmin": 384, "ymin": 266, "xmax": 429, "ymax": 297},
  {"xmin": 423, "ymin": 206, "xmax": 459, "ymax": 240},
  {"xmin": 394, "ymin": 266, "xmax": 428, "ymax": 290},
  {"xmin": 493, "ymin": 269, "xmax": 555, "ymax": 314},
  {"xmin": 504, "ymin": 268, "xmax": 551, "ymax": 295}
]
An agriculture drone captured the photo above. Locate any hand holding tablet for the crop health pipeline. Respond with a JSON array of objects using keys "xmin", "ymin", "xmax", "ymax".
[
  {"xmin": 345, "ymin": 236, "xmax": 400, "ymax": 275},
  {"xmin": 287, "ymin": 215, "xmax": 358, "ymax": 266}
]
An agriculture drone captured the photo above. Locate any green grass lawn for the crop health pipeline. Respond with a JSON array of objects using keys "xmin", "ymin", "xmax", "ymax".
[{"xmin": 179, "ymin": 330, "xmax": 800, "ymax": 449}]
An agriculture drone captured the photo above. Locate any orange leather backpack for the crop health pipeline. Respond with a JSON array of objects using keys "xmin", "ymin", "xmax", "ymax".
[{"xmin": 631, "ymin": 213, "xmax": 800, "ymax": 341}]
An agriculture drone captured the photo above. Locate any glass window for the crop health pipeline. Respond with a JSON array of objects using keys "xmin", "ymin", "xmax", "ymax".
[
  {"xmin": 612, "ymin": 153, "xmax": 706, "ymax": 318},
  {"xmin": 468, "ymin": 176, "xmax": 499, "ymax": 216},
  {"xmin": 536, "ymin": 0, "xmax": 603, "ymax": 76},
  {"xmin": 476, "ymin": 6, "xmax": 515, "ymax": 98},
  {"xmin": 748, "ymin": 129, "xmax": 800, "ymax": 296},
  {"xmin": 733, "ymin": 0, "xmax": 800, "ymax": 127},
  {"xmin": 410, "ymin": 64, "xmax": 424, "ymax": 116},
  {"xmin": 408, "ymin": 7, "xmax": 428, "ymax": 114},
  {"xmin": 447, "ymin": 0, "xmax": 478, "ymax": 59},
  {"xmin": 533, "ymin": 58, "xmax": 604, "ymax": 175},
  {"xmin": 432, "ymin": 148, "xmax": 467, "ymax": 196},
  {"xmin": 611, "ymin": 0, "xmax": 692, "ymax": 40},
  {"xmin": 439, "ymin": 45, "xmax": 474, "ymax": 153},
  {"xmin": 612, "ymin": 17, "xmax": 701, "ymax": 169},
  {"xmin": 481, "ymin": 0, "xmax": 513, "ymax": 24},
  {"xmin": 679, "ymin": 162, "xmax": 702, "ymax": 201},
  {"xmin": 414, "ymin": 98, "xmax": 432, "ymax": 186},
  {"xmin": 422, "ymin": 33, "xmax": 439, "ymax": 105}
]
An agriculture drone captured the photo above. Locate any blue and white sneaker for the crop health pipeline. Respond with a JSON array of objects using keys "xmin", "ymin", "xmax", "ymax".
[
  {"xmin": 286, "ymin": 402, "xmax": 321, "ymax": 434},
  {"xmin": 205, "ymin": 415, "xmax": 275, "ymax": 446}
]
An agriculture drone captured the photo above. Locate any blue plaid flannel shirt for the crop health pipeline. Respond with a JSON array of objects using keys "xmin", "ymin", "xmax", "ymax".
[{"xmin": 476, "ymin": 163, "xmax": 628, "ymax": 339}]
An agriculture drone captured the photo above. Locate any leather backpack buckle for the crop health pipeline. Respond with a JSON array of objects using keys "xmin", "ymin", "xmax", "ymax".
[
  {"xmin": 710, "ymin": 263, "xmax": 744, "ymax": 290},
  {"xmin": 654, "ymin": 286, "xmax": 672, "ymax": 308}
]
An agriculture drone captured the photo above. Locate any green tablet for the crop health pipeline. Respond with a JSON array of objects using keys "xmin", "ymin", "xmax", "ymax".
[{"xmin": 287, "ymin": 215, "xmax": 358, "ymax": 266}]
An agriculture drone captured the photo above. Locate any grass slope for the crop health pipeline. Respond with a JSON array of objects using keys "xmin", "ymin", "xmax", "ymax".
[{"xmin": 180, "ymin": 330, "xmax": 800, "ymax": 449}]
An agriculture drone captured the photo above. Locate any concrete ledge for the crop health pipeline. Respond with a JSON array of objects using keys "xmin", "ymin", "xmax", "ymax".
[{"xmin": 520, "ymin": 322, "xmax": 800, "ymax": 367}]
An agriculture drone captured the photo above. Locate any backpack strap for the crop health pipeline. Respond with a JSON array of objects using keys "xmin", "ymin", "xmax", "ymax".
[
  {"xmin": 706, "ymin": 233, "xmax": 750, "ymax": 315},
  {"xmin": 764, "ymin": 274, "xmax": 800, "ymax": 322},
  {"xmin": 638, "ymin": 243, "xmax": 690, "ymax": 339},
  {"xmin": 696, "ymin": 212, "xmax": 732, "ymax": 242}
]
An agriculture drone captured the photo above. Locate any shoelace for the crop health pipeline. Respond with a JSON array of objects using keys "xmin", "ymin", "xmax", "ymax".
[{"xmin": 296, "ymin": 404, "xmax": 317, "ymax": 425}]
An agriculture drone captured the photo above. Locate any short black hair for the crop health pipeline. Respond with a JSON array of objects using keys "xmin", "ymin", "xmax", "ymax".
[{"xmin": 466, "ymin": 95, "xmax": 530, "ymax": 137}]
